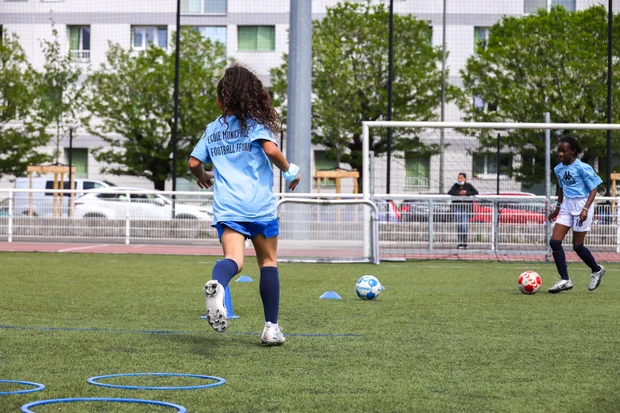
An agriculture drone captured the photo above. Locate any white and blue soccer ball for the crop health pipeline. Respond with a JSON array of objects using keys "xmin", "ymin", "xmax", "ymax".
[{"xmin": 356, "ymin": 275, "xmax": 382, "ymax": 300}]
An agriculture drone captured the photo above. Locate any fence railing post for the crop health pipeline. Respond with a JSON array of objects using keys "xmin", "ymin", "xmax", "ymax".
[
  {"xmin": 428, "ymin": 199, "xmax": 434, "ymax": 253},
  {"xmin": 492, "ymin": 200, "xmax": 499, "ymax": 252},
  {"xmin": 616, "ymin": 197, "xmax": 620, "ymax": 253},
  {"xmin": 8, "ymin": 190, "xmax": 13, "ymax": 243},
  {"xmin": 125, "ymin": 191, "xmax": 131, "ymax": 245}
]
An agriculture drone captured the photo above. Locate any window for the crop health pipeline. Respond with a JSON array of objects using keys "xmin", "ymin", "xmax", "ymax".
[
  {"xmin": 193, "ymin": 26, "xmax": 226, "ymax": 48},
  {"xmin": 423, "ymin": 25, "xmax": 433, "ymax": 47},
  {"xmin": 473, "ymin": 153, "xmax": 513, "ymax": 178},
  {"xmin": 524, "ymin": 0, "xmax": 575, "ymax": 14},
  {"xmin": 45, "ymin": 180, "xmax": 72, "ymax": 195},
  {"xmin": 132, "ymin": 26, "xmax": 168, "ymax": 50},
  {"xmin": 83, "ymin": 181, "xmax": 104, "ymax": 190},
  {"xmin": 314, "ymin": 150, "xmax": 339, "ymax": 171},
  {"xmin": 474, "ymin": 27, "xmax": 490, "ymax": 52},
  {"xmin": 65, "ymin": 148, "xmax": 89, "ymax": 178},
  {"xmin": 238, "ymin": 26, "xmax": 275, "ymax": 52},
  {"xmin": 182, "ymin": 0, "xmax": 227, "ymax": 14},
  {"xmin": 69, "ymin": 26, "xmax": 90, "ymax": 61},
  {"xmin": 96, "ymin": 193, "xmax": 127, "ymax": 201},
  {"xmin": 314, "ymin": 150, "xmax": 339, "ymax": 187},
  {"xmin": 553, "ymin": 0, "xmax": 575, "ymax": 11},
  {"xmin": 405, "ymin": 153, "xmax": 430, "ymax": 188}
]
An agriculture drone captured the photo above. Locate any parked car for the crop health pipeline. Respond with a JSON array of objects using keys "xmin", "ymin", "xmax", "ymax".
[
  {"xmin": 399, "ymin": 192, "xmax": 547, "ymax": 224},
  {"xmin": 399, "ymin": 199, "xmax": 453, "ymax": 223},
  {"xmin": 12, "ymin": 178, "xmax": 114, "ymax": 217},
  {"xmin": 469, "ymin": 192, "xmax": 547, "ymax": 224},
  {"xmin": 74, "ymin": 187, "xmax": 213, "ymax": 220},
  {"xmin": 593, "ymin": 200, "xmax": 613, "ymax": 225},
  {"xmin": 375, "ymin": 198, "xmax": 401, "ymax": 222},
  {"xmin": 0, "ymin": 198, "xmax": 8, "ymax": 216}
]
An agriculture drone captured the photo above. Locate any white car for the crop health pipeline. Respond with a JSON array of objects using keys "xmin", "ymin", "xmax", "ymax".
[{"xmin": 75, "ymin": 187, "xmax": 213, "ymax": 220}]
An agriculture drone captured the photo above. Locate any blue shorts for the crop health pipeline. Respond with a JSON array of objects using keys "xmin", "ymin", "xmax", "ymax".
[{"xmin": 213, "ymin": 219, "xmax": 279, "ymax": 240}]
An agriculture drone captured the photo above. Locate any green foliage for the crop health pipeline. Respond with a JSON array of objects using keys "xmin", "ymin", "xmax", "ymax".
[
  {"xmin": 84, "ymin": 29, "xmax": 228, "ymax": 190},
  {"xmin": 0, "ymin": 31, "xmax": 51, "ymax": 178},
  {"xmin": 270, "ymin": 0, "xmax": 459, "ymax": 176},
  {"xmin": 38, "ymin": 28, "xmax": 85, "ymax": 164},
  {"xmin": 460, "ymin": 5, "xmax": 620, "ymax": 185},
  {"xmin": 1, "ymin": 253, "xmax": 620, "ymax": 412}
]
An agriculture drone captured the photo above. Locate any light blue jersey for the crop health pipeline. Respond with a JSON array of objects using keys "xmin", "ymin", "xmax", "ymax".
[
  {"xmin": 190, "ymin": 115, "xmax": 278, "ymax": 223},
  {"xmin": 554, "ymin": 158, "xmax": 602, "ymax": 199}
]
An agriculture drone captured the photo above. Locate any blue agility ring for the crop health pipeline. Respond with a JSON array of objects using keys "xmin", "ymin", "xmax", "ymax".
[
  {"xmin": 21, "ymin": 398, "xmax": 186, "ymax": 413},
  {"xmin": 0, "ymin": 380, "xmax": 45, "ymax": 395},
  {"xmin": 87, "ymin": 372, "xmax": 226, "ymax": 390}
]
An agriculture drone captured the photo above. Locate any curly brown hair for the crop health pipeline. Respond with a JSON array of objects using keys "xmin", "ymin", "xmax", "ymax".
[{"xmin": 216, "ymin": 64, "xmax": 281, "ymax": 133}]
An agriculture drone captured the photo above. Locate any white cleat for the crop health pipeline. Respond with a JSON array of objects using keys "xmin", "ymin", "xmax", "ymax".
[
  {"xmin": 261, "ymin": 322, "xmax": 285, "ymax": 346},
  {"xmin": 548, "ymin": 278, "xmax": 574, "ymax": 294},
  {"xmin": 204, "ymin": 280, "xmax": 228, "ymax": 332},
  {"xmin": 588, "ymin": 265, "xmax": 606, "ymax": 291}
]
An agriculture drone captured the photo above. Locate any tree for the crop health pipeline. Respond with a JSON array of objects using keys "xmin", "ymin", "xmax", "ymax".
[
  {"xmin": 459, "ymin": 5, "xmax": 620, "ymax": 187},
  {"xmin": 84, "ymin": 29, "xmax": 228, "ymax": 190},
  {"xmin": 270, "ymin": 0, "xmax": 459, "ymax": 183},
  {"xmin": 38, "ymin": 28, "xmax": 85, "ymax": 164},
  {"xmin": 0, "ymin": 30, "xmax": 51, "ymax": 178}
]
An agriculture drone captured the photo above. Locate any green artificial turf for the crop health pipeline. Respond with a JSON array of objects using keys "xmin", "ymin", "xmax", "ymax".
[{"xmin": 0, "ymin": 252, "xmax": 619, "ymax": 412}]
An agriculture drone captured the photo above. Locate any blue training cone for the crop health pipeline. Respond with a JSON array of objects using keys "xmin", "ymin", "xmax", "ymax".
[
  {"xmin": 224, "ymin": 284, "xmax": 240, "ymax": 319},
  {"xmin": 236, "ymin": 275, "xmax": 253, "ymax": 282},
  {"xmin": 320, "ymin": 291, "xmax": 342, "ymax": 300}
]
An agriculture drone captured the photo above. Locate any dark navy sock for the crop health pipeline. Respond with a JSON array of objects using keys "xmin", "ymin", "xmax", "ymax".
[
  {"xmin": 552, "ymin": 250, "xmax": 570, "ymax": 280},
  {"xmin": 573, "ymin": 244, "xmax": 601, "ymax": 272},
  {"xmin": 212, "ymin": 259, "xmax": 238, "ymax": 289},
  {"xmin": 550, "ymin": 239, "xmax": 569, "ymax": 280},
  {"xmin": 260, "ymin": 266, "xmax": 280, "ymax": 324}
]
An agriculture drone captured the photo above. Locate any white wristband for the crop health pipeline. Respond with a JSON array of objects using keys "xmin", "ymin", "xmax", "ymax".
[{"xmin": 283, "ymin": 163, "xmax": 299, "ymax": 182}]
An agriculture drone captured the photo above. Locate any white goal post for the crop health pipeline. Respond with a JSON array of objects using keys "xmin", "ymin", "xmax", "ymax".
[
  {"xmin": 362, "ymin": 121, "xmax": 620, "ymax": 258},
  {"xmin": 276, "ymin": 197, "xmax": 380, "ymax": 264},
  {"xmin": 362, "ymin": 120, "xmax": 620, "ymax": 202}
]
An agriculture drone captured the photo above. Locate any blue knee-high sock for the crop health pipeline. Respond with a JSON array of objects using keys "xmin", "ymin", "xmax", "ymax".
[
  {"xmin": 212, "ymin": 259, "xmax": 238, "ymax": 289},
  {"xmin": 260, "ymin": 266, "xmax": 280, "ymax": 324},
  {"xmin": 573, "ymin": 244, "xmax": 601, "ymax": 272},
  {"xmin": 550, "ymin": 239, "xmax": 569, "ymax": 280}
]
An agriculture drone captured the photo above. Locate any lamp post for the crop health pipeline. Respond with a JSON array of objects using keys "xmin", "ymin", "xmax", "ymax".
[
  {"xmin": 171, "ymin": 0, "xmax": 181, "ymax": 217},
  {"xmin": 607, "ymin": 0, "xmax": 613, "ymax": 196},
  {"xmin": 386, "ymin": 0, "xmax": 394, "ymax": 194},
  {"xmin": 438, "ymin": 0, "xmax": 447, "ymax": 194}
]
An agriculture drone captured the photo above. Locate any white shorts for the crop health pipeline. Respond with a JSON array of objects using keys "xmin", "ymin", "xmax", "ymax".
[{"xmin": 555, "ymin": 197, "xmax": 594, "ymax": 232}]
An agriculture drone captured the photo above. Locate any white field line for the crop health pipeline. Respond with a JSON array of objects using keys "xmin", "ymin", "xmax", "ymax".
[{"xmin": 57, "ymin": 244, "xmax": 109, "ymax": 253}]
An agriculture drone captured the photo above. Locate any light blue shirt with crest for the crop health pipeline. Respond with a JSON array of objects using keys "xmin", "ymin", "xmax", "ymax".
[
  {"xmin": 554, "ymin": 158, "xmax": 602, "ymax": 199},
  {"xmin": 190, "ymin": 115, "xmax": 278, "ymax": 223}
]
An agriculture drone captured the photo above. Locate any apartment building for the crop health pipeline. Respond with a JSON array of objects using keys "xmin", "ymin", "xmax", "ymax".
[{"xmin": 0, "ymin": 0, "xmax": 603, "ymax": 193}]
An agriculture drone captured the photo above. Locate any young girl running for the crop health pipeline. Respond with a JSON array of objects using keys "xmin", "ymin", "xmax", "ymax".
[
  {"xmin": 188, "ymin": 64, "xmax": 300, "ymax": 345},
  {"xmin": 547, "ymin": 136, "xmax": 605, "ymax": 293}
]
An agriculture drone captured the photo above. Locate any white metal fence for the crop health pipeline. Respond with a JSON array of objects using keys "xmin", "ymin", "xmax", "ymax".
[{"xmin": 1, "ymin": 189, "xmax": 619, "ymax": 260}]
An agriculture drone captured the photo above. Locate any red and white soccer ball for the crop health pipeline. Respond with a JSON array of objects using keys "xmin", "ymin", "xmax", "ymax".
[{"xmin": 518, "ymin": 271, "xmax": 542, "ymax": 294}]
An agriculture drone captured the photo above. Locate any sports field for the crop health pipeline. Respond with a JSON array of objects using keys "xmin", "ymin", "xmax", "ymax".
[{"xmin": 1, "ymin": 252, "xmax": 619, "ymax": 412}]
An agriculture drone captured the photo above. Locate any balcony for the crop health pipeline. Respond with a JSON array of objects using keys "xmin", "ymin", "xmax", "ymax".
[{"xmin": 70, "ymin": 50, "xmax": 90, "ymax": 62}]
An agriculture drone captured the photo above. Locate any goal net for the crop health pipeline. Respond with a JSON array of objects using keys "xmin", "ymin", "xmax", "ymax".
[
  {"xmin": 362, "ymin": 121, "xmax": 620, "ymax": 262},
  {"xmin": 276, "ymin": 197, "xmax": 379, "ymax": 264}
]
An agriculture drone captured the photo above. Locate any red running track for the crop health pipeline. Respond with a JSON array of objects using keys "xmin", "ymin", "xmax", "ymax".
[{"xmin": 1, "ymin": 241, "xmax": 620, "ymax": 262}]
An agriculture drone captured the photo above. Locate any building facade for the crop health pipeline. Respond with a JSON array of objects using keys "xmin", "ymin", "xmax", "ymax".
[{"xmin": 0, "ymin": 0, "xmax": 605, "ymax": 193}]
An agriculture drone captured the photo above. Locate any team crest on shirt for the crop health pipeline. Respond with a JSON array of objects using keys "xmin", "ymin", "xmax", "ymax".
[{"xmin": 562, "ymin": 171, "xmax": 576, "ymax": 186}]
